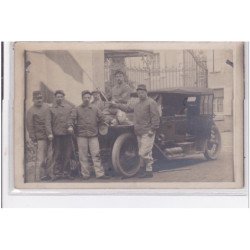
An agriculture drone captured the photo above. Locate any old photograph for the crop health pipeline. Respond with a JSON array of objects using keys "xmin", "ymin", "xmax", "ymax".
[{"xmin": 13, "ymin": 42, "xmax": 244, "ymax": 189}]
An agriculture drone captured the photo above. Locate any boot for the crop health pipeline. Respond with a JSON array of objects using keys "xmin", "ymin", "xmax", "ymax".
[
  {"xmin": 135, "ymin": 157, "xmax": 146, "ymax": 177},
  {"xmin": 135, "ymin": 167, "xmax": 145, "ymax": 177},
  {"xmin": 97, "ymin": 175, "xmax": 110, "ymax": 180},
  {"xmin": 138, "ymin": 160, "xmax": 153, "ymax": 178}
]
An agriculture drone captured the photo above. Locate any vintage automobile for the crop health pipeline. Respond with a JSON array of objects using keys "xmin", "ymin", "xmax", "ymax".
[{"xmin": 99, "ymin": 87, "xmax": 221, "ymax": 178}]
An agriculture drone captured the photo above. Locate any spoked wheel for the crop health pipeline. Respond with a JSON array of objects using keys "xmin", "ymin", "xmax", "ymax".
[
  {"xmin": 204, "ymin": 124, "xmax": 221, "ymax": 160},
  {"xmin": 112, "ymin": 133, "xmax": 141, "ymax": 177}
]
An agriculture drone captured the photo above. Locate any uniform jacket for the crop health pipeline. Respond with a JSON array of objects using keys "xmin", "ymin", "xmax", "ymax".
[
  {"xmin": 117, "ymin": 97, "xmax": 160, "ymax": 136},
  {"xmin": 72, "ymin": 103, "xmax": 106, "ymax": 137},
  {"xmin": 46, "ymin": 102, "xmax": 74, "ymax": 136},
  {"xmin": 26, "ymin": 103, "xmax": 50, "ymax": 140},
  {"xmin": 111, "ymin": 82, "xmax": 132, "ymax": 104}
]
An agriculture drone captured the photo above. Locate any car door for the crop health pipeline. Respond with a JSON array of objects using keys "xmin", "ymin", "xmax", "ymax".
[{"xmin": 160, "ymin": 93, "xmax": 188, "ymax": 143}]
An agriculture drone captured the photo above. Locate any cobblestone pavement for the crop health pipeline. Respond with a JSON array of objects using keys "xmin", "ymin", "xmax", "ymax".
[{"xmin": 26, "ymin": 131, "xmax": 234, "ymax": 183}]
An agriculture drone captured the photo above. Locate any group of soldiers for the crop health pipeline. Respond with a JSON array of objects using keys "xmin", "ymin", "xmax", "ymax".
[{"xmin": 27, "ymin": 70, "xmax": 160, "ymax": 182}]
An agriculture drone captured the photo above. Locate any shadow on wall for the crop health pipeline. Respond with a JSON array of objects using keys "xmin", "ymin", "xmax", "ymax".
[{"xmin": 214, "ymin": 115, "xmax": 233, "ymax": 132}]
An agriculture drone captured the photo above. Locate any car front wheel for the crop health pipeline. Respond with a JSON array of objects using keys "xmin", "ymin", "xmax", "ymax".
[{"xmin": 112, "ymin": 133, "xmax": 141, "ymax": 177}]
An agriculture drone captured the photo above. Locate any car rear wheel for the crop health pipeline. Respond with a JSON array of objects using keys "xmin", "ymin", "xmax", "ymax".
[
  {"xmin": 112, "ymin": 133, "xmax": 141, "ymax": 177},
  {"xmin": 204, "ymin": 124, "xmax": 221, "ymax": 160}
]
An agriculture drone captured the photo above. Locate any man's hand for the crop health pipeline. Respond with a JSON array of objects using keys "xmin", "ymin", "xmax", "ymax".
[
  {"xmin": 67, "ymin": 126, "xmax": 74, "ymax": 134},
  {"xmin": 48, "ymin": 134, "xmax": 54, "ymax": 141},
  {"xmin": 148, "ymin": 130, "xmax": 155, "ymax": 137},
  {"xmin": 110, "ymin": 119, "xmax": 118, "ymax": 126}
]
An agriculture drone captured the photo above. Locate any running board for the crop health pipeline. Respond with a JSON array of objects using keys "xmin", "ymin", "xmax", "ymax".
[{"xmin": 154, "ymin": 143, "xmax": 204, "ymax": 160}]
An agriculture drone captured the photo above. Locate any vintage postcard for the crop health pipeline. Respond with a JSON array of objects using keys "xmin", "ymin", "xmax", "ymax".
[{"xmin": 12, "ymin": 42, "xmax": 244, "ymax": 189}]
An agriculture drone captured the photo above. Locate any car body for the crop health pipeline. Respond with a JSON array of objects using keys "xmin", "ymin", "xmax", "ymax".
[{"xmin": 99, "ymin": 87, "xmax": 221, "ymax": 177}]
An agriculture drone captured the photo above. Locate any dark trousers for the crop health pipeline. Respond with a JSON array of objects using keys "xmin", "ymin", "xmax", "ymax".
[{"xmin": 53, "ymin": 135, "xmax": 72, "ymax": 175}]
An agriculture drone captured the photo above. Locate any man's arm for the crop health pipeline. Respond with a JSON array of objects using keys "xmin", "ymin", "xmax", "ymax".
[
  {"xmin": 67, "ymin": 106, "xmax": 77, "ymax": 134},
  {"xmin": 45, "ymin": 108, "xmax": 53, "ymax": 139},
  {"xmin": 112, "ymin": 84, "xmax": 132, "ymax": 104},
  {"xmin": 69, "ymin": 107, "xmax": 77, "ymax": 126},
  {"xmin": 110, "ymin": 102, "xmax": 134, "ymax": 113},
  {"xmin": 119, "ymin": 94, "xmax": 130, "ymax": 104},
  {"xmin": 119, "ymin": 84, "xmax": 132, "ymax": 104},
  {"xmin": 67, "ymin": 106, "xmax": 76, "ymax": 127},
  {"xmin": 96, "ymin": 107, "xmax": 108, "ymax": 124},
  {"xmin": 149, "ymin": 100, "xmax": 160, "ymax": 132},
  {"xmin": 26, "ymin": 109, "xmax": 36, "ymax": 141}
]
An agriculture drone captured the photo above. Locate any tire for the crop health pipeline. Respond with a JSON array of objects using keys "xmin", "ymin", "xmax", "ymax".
[
  {"xmin": 204, "ymin": 124, "xmax": 221, "ymax": 160},
  {"xmin": 112, "ymin": 133, "xmax": 141, "ymax": 177}
]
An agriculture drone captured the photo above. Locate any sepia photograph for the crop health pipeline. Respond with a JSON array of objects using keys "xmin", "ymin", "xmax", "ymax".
[
  {"xmin": 13, "ymin": 42, "xmax": 244, "ymax": 189},
  {"xmin": 1, "ymin": 2, "xmax": 250, "ymax": 249}
]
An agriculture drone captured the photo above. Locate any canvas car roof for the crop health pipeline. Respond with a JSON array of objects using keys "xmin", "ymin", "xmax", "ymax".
[{"xmin": 132, "ymin": 87, "xmax": 214, "ymax": 95}]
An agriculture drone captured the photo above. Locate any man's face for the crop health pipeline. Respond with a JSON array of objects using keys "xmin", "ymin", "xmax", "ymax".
[
  {"xmin": 115, "ymin": 73, "xmax": 124, "ymax": 85},
  {"xmin": 137, "ymin": 89, "xmax": 147, "ymax": 100},
  {"xmin": 82, "ymin": 93, "xmax": 91, "ymax": 105},
  {"xmin": 55, "ymin": 93, "xmax": 64, "ymax": 105},
  {"xmin": 93, "ymin": 92, "xmax": 100, "ymax": 101},
  {"xmin": 33, "ymin": 97, "xmax": 43, "ymax": 107}
]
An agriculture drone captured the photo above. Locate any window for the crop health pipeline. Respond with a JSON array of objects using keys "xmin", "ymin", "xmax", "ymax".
[
  {"xmin": 200, "ymin": 95, "xmax": 213, "ymax": 115},
  {"xmin": 213, "ymin": 88, "xmax": 224, "ymax": 113},
  {"xmin": 187, "ymin": 96, "xmax": 196, "ymax": 102}
]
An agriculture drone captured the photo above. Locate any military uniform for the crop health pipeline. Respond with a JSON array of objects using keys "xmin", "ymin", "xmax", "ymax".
[
  {"xmin": 114, "ymin": 85, "xmax": 160, "ymax": 175},
  {"xmin": 46, "ymin": 101, "xmax": 74, "ymax": 177},
  {"xmin": 111, "ymin": 82, "xmax": 132, "ymax": 104},
  {"xmin": 26, "ymin": 91, "xmax": 52, "ymax": 181},
  {"xmin": 72, "ymin": 99, "xmax": 107, "ymax": 179}
]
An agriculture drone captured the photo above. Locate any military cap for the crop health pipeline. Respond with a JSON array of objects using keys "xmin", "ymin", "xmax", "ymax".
[
  {"xmin": 136, "ymin": 84, "xmax": 147, "ymax": 91},
  {"xmin": 82, "ymin": 90, "xmax": 92, "ymax": 97},
  {"xmin": 32, "ymin": 90, "xmax": 43, "ymax": 99},
  {"xmin": 54, "ymin": 90, "xmax": 65, "ymax": 96}
]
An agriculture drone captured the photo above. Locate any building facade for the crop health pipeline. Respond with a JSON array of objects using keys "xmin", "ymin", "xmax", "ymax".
[
  {"xmin": 206, "ymin": 49, "xmax": 234, "ymax": 132},
  {"xmin": 25, "ymin": 50, "xmax": 104, "ymax": 108},
  {"xmin": 25, "ymin": 49, "xmax": 233, "ymax": 132},
  {"xmin": 104, "ymin": 49, "xmax": 208, "ymax": 92}
]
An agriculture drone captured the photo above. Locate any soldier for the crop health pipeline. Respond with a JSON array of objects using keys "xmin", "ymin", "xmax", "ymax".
[
  {"xmin": 111, "ymin": 70, "xmax": 132, "ymax": 104},
  {"xmin": 46, "ymin": 90, "xmax": 74, "ymax": 180},
  {"xmin": 26, "ymin": 91, "xmax": 52, "ymax": 181},
  {"xmin": 72, "ymin": 90, "xmax": 109, "ymax": 180},
  {"xmin": 110, "ymin": 84, "xmax": 160, "ymax": 178},
  {"xmin": 91, "ymin": 90, "xmax": 105, "ymax": 111}
]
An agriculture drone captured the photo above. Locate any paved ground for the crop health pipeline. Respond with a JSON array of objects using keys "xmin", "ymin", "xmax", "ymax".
[
  {"xmin": 26, "ymin": 131, "xmax": 234, "ymax": 183},
  {"xmin": 92, "ymin": 131, "xmax": 234, "ymax": 183},
  {"xmin": 149, "ymin": 131, "xmax": 234, "ymax": 182}
]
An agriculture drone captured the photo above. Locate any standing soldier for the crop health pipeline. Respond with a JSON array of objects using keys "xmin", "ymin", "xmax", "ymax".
[
  {"xmin": 26, "ymin": 91, "xmax": 52, "ymax": 181},
  {"xmin": 72, "ymin": 90, "xmax": 109, "ymax": 180},
  {"xmin": 46, "ymin": 90, "xmax": 74, "ymax": 180},
  {"xmin": 110, "ymin": 84, "xmax": 160, "ymax": 178}
]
